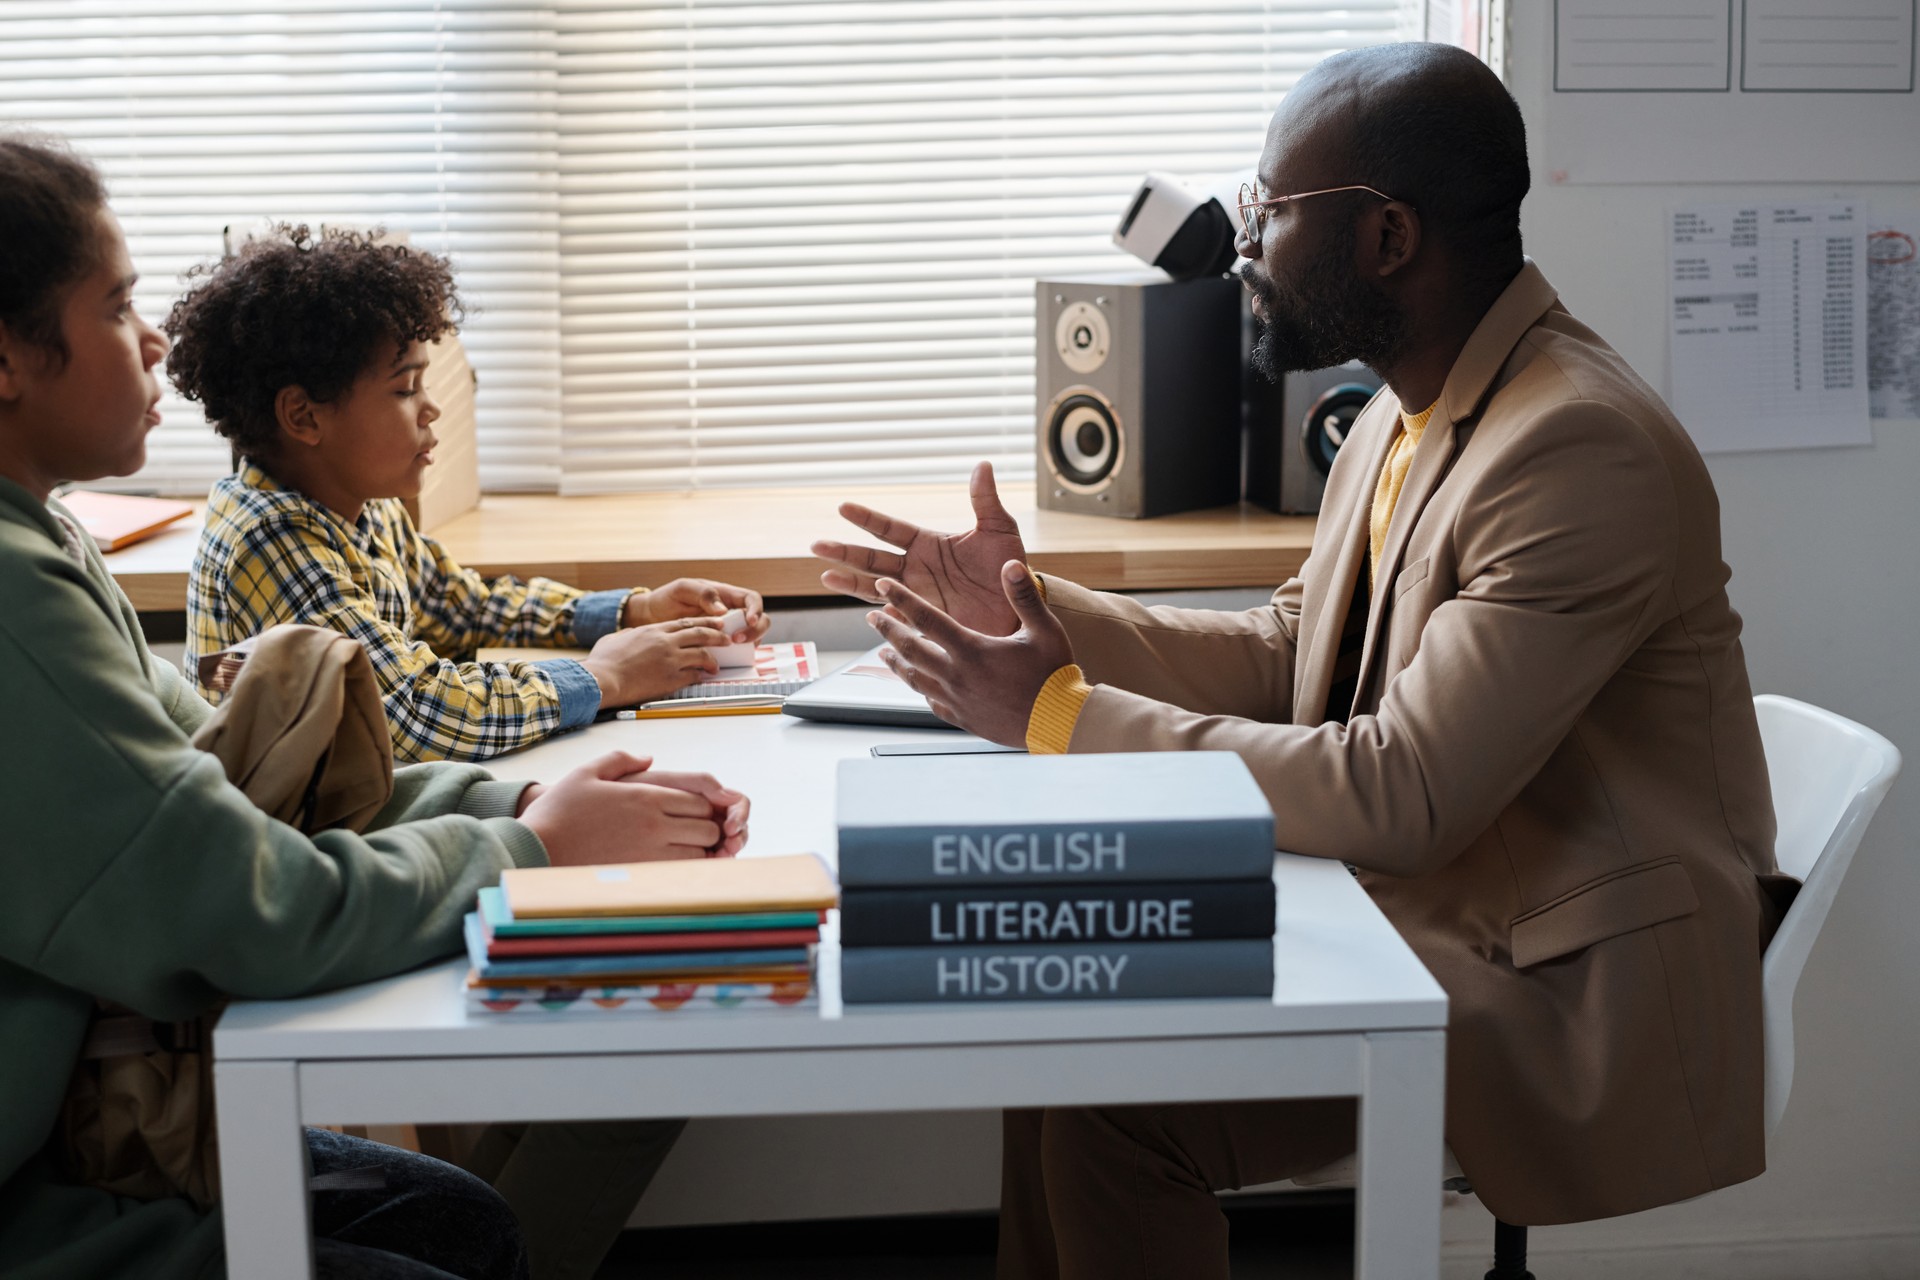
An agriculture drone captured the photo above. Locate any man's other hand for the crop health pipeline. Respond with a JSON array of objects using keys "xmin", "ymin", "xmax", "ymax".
[
  {"xmin": 813, "ymin": 460, "xmax": 1028, "ymax": 637},
  {"xmin": 866, "ymin": 559, "xmax": 1072, "ymax": 747}
]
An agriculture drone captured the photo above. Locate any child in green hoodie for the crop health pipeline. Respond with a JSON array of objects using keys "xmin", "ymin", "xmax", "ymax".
[{"xmin": 0, "ymin": 135, "xmax": 748, "ymax": 1280}]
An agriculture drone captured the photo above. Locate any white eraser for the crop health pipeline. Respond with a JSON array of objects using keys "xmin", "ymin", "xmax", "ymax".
[{"xmin": 713, "ymin": 607, "xmax": 757, "ymax": 667}]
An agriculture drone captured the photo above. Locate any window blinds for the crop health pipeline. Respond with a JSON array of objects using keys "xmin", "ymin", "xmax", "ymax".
[
  {"xmin": 0, "ymin": 0, "xmax": 562, "ymax": 495},
  {"xmin": 553, "ymin": 0, "xmax": 1402, "ymax": 493},
  {"xmin": 5, "ymin": 1, "xmax": 1405, "ymax": 496}
]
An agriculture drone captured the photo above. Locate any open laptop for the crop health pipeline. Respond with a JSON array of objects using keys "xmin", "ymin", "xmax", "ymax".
[{"xmin": 780, "ymin": 645, "xmax": 954, "ymax": 729}]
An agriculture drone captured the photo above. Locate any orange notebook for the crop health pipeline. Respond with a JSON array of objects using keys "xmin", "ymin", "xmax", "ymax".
[
  {"xmin": 501, "ymin": 853, "xmax": 839, "ymax": 920},
  {"xmin": 59, "ymin": 490, "xmax": 195, "ymax": 551}
]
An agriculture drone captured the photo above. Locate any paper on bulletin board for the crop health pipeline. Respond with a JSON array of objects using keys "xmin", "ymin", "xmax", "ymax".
[
  {"xmin": 1668, "ymin": 201, "xmax": 1871, "ymax": 454},
  {"xmin": 1868, "ymin": 207, "xmax": 1920, "ymax": 419},
  {"xmin": 1538, "ymin": 0, "xmax": 1920, "ymax": 185}
]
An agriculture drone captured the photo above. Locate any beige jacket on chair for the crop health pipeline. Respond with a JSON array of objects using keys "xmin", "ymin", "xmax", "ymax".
[{"xmin": 1040, "ymin": 261, "xmax": 1783, "ymax": 1226}]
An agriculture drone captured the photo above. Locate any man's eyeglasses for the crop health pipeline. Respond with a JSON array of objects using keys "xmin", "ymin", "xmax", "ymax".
[{"xmin": 1235, "ymin": 182, "xmax": 1403, "ymax": 242}]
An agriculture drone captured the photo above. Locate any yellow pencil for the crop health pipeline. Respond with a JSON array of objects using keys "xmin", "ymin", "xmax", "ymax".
[{"xmin": 612, "ymin": 703, "xmax": 784, "ymax": 720}]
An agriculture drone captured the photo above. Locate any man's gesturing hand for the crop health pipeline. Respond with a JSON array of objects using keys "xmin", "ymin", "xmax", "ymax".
[
  {"xmin": 867, "ymin": 559, "xmax": 1073, "ymax": 747},
  {"xmin": 813, "ymin": 461, "xmax": 1028, "ymax": 637}
]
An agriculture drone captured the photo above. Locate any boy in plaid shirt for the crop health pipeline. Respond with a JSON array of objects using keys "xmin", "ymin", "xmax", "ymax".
[{"xmin": 171, "ymin": 227, "xmax": 770, "ymax": 763}]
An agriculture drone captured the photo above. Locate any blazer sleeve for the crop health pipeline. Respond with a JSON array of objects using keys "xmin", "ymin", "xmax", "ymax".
[
  {"xmin": 1040, "ymin": 573, "xmax": 1304, "ymax": 725},
  {"xmin": 1063, "ymin": 402, "xmax": 1678, "ymax": 879}
]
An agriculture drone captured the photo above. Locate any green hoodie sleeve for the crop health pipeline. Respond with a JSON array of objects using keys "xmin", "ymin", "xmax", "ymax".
[{"xmin": 0, "ymin": 531, "xmax": 549, "ymax": 1023}]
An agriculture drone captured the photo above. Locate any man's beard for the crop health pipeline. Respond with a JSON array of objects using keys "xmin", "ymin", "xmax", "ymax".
[{"xmin": 1244, "ymin": 219, "xmax": 1407, "ymax": 380}]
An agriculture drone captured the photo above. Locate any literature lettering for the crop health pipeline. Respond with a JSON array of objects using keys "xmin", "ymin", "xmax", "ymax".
[{"xmin": 927, "ymin": 896, "xmax": 1198, "ymax": 942}]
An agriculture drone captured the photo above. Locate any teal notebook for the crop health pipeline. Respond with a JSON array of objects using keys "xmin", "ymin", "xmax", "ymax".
[
  {"xmin": 478, "ymin": 886, "xmax": 822, "ymax": 938},
  {"xmin": 465, "ymin": 914, "xmax": 811, "ymax": 981}
]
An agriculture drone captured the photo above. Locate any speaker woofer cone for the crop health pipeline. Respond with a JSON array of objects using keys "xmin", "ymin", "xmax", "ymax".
[
  {"xmin": 1300, "ymin": 383, "xmax": 1374, "ymax": 478},
  {"xmin": 1045, "ymin": 389, "xmax": 1123, "ymax": 490}
]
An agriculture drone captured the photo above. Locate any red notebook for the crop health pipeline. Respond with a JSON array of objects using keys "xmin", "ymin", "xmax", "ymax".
[{"xmin": 485, "ymin": 926, "xmax": 820, "ymax": 959}]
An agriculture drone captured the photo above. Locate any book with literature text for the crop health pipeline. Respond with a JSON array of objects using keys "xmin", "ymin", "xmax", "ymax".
[{"xmin": 838, "ymin": 878, "xmax": 1275, "ymax": 947}]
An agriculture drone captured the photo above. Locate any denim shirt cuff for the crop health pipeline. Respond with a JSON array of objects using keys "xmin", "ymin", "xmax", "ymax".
[
  {"xmin": 570, "ymin": 588, "xmax": 634, "ymax": 646},
  {"xmin": 531, "ymin": 658, "xmax": 603, "ymax": 729}
]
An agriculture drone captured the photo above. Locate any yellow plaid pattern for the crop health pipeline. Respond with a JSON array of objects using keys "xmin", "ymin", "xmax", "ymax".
[{"xmin": 187, "ymin": 462, "xmax": 598, "ymax": 763}]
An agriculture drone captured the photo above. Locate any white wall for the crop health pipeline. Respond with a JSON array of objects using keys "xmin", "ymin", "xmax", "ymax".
[
  {"xmin": 635, "ymin": 13, "xmax": 1920, "ymax": 1268},
  {"xmin": 1431, "ymin": 8, "xmax": 1920, "ymax": 1274}
]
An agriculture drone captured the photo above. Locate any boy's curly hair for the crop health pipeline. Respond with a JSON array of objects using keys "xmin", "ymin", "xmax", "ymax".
[{"xmin": 163, "ymin": 226, "xmax": 463, "ymax": 462}]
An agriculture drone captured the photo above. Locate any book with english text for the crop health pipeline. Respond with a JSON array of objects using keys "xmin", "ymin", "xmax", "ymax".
[
  {"xmin": 836, "ymin": 752, "xmax": 1274, "ymax": 887},
  {"xmin": 838, "ymin": 939, "xmax": 1274, "ymax": 1003}
]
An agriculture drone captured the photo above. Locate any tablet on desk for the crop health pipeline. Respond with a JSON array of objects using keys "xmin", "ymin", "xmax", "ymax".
[
  {"xmin": 780, "ymin": 645, "xmax": 954, "ymax": 729},
  {"xmin": 871, "ymin": 740, "xmax": 1025, "ymax": 757}
]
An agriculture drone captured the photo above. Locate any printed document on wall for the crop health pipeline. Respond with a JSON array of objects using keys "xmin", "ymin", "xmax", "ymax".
[
  {"xmin": 1868, "ymin": 207, "xmax": 1920, "ymax": 420},
  {"xmin": 1668, "ymin": 202, "xmax": 1869, "ymax": 453}
]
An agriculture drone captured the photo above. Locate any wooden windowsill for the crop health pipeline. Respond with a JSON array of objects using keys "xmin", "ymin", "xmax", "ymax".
[{"xmin": 102, "ymin": 483, "xmax": 1316, "ymax": 613}]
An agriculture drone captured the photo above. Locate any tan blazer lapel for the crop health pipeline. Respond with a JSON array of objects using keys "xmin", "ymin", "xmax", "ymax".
[
  {"xmin": 1350, "ymin": 413, "xmax": 1455, "ymax": 713},
  {"xmin": 1295, "ymin": 411, "xmax": 1396, "ymax": 724},
  {"xmin": 1348, "ymin": 261, "xmax": 1561, "ymax": 714}
]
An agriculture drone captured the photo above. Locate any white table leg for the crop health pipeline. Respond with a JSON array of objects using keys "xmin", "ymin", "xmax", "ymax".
[
  {"xmin": 215, "ymin": 1060, "xmax": 313, "ymax": 1280},
  {"xmin": 1354, "ymin": 1029, "xmax": 1446, "ymax": 1280}
]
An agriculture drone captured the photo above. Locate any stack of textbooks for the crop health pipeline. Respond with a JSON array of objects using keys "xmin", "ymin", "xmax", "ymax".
[
  {"xmin": 465, "ymin": 853, "xmax": 839, "ymax": 1014},
  {"xmin": 835, "ymin": 752, "xmax": 1277, "ymax": 1004}
]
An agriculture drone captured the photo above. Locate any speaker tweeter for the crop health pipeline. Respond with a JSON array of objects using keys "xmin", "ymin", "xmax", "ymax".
[{"xmin": 1054, "ymin": 301, "xmax": 1111, "ymax": 374}]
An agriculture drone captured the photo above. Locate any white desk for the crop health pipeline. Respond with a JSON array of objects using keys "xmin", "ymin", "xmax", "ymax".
[{"xmin": 213, "ymin": 681, "xmax": 1448, "ymax": 1279}]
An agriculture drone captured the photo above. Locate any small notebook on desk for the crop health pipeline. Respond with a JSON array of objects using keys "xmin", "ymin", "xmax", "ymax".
[
  {"xmin": 501, "ymin": 852, "xmax": 839, "ymax": 919},
  {"xmin": 654, "ymin": 641, "xmax": 818, "ymax": 701},
  {"xmin": 476, "ymin": 641, "xmax": 821, "ymax": 707}
]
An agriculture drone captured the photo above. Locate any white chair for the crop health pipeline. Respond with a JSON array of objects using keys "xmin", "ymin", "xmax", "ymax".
[{"xmin": 1290, "ymin": 695, "xmax": 1903, "ymax": 1280}]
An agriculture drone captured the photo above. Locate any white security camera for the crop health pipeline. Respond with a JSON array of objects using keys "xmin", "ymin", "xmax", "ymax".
[{"xmin": 1111, "ymin": 172, "xmax": 1239, "ymax": 281}]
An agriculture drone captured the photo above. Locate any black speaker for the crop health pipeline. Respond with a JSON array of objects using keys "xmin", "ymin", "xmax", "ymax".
[
  {"xmin": 1036, "ymin": 272, "xmax": 1242, "ymax": 518},
  {"xmin": 1243, "ymin": 333, "xmax": 1383, "ymax": 515}
]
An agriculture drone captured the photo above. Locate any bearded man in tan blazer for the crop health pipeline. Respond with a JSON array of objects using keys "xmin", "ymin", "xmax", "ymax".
[{"xmin": 814, "ymin": 41, "xmax": 1787, "ymax": 1280}]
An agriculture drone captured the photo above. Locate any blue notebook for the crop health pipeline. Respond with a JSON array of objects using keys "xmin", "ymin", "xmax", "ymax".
[
  {"xmin": 836, "ymin": 751, "xmax": 1276, "ymax": 887},
  {"xmin": 464, "ymin": 914, "xmax": 811, "ymax": 980}
]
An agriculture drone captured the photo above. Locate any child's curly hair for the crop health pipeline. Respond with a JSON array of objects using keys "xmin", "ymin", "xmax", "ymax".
[{"xmin": 163, "ymin": 226, "xmax": 463, "ymax": 462}]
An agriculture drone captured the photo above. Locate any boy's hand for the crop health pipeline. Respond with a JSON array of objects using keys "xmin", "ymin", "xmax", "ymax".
[
  {"xmin": 625, "ymin": 579, "xmax": 770, "ymax": 642},
  {"xmin": 581, "ymin": 618, "xmax": 730, "ymax": 708},
  {"xmin": 516, "ymin": 751, "xmax": 738, "ymax": 864}
]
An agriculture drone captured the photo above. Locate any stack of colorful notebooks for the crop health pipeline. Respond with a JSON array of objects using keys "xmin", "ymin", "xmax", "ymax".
[
  {"xmin": 834, "ymin": 752, "xmax": 1277, "ymax": 1004},
  {"xmin": 465, "ymin": 853, "xmax": 839, "ymax": 1014}
]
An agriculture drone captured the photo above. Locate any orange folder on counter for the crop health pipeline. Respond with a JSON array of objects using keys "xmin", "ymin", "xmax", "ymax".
[{"xmin": 59, "ymin": 490, "xmax": 194, "ymax": 551}]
